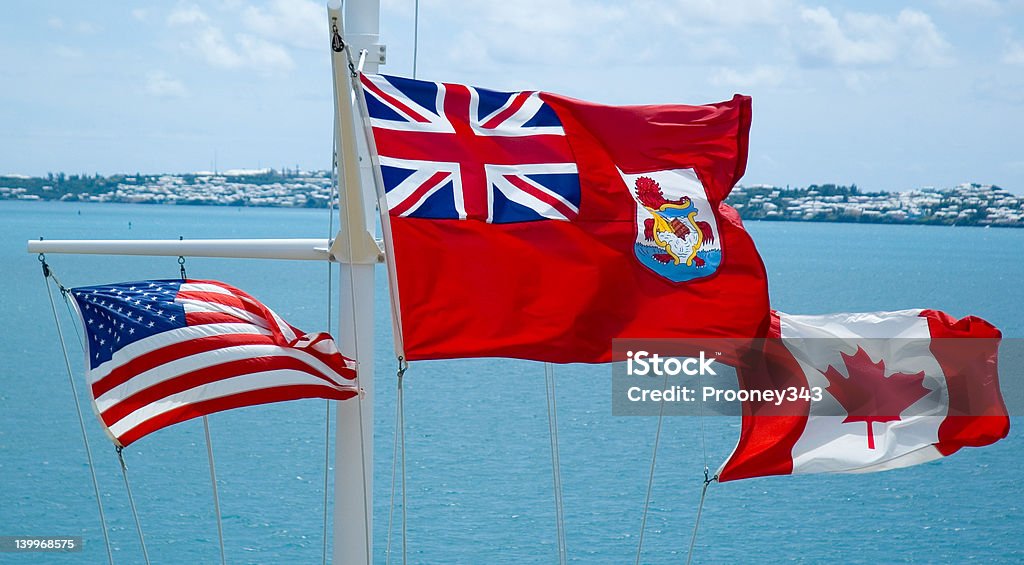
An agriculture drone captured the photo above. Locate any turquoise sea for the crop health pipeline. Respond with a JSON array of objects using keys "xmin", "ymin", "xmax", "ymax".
[{"xmin": 1, "ymin": 200, "xmax": 1021, "ymax": 563}]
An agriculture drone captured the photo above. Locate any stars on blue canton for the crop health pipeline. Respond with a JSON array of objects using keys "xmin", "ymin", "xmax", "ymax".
[{"xmin": 71, "ymin": 280, "xmax": 189, "ymax": 369}]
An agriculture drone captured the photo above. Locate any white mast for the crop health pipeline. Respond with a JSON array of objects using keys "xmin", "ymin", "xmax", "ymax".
[{"xmin": 327, "ymin": 1, "xmax": 383, "ymax": 564}]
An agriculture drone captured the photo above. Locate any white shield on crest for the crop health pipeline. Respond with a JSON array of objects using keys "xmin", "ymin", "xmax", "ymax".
[{"xmin": 620, "ymin": 168, "xmax": 723, "ymax": 283}]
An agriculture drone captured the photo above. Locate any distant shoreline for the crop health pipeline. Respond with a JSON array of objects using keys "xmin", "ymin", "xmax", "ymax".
[{"xmin": 2, "ymin": 172, "xmax": 1021, "ymax": 228}]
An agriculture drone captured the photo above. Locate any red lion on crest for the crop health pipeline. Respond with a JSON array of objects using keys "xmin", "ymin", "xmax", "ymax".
[{"xmin": 635, "ymin": 176, "xmax": 715, "ymax": 265}]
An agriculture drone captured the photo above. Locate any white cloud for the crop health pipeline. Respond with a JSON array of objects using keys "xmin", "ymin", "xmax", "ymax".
[
  {"xmin": 46, "ymin": 18, "xmax": 100, "ymax": 34},
  {"xmin": 408, "ymin": 0, "xmax": 792, "ymax": 74},
  {"xmin": 712, "ymin": 65, "xmax": 786, "ymax": 88},
  {"xmin": 972, "ymin": 72, "xmax": 1024, "ymax": 105},
  {"xmin": 76, "ymin": 21, "xmax": 101, "ymax": 34},
  {"xmin": 895, "ymin": 9, "xmax": 953, "ymax": 67},
  {"xmin": 145, "ymin": 71, "xmax": 188, "ymax": 98},
  {"xmin": 54, "ymin": 45, "xmax": 83, "ymax": 59},
  {"xmin": 686, "ymin": 37, "xmax": 742, "ymax": 62},
  {"xmin": 660, "ymin": 0, "xmax": 791, "ymax": 26},
  {"xmin": 241, "ymin": 0, "xmax": 324, "ymax": 50},
  {"xmin": 169, "ymin": 4, "xmax": 294, "ymax": 75},
  {"xmin": 932, "ymin": 0, "xmax": 1003, "ymax": 16},
  {"xmin": 1004, "ymin": 40, "xmax": 1024, "ymax": 64},
  {"xmin": 167, "ymin": 5, "xmax": 210, "ymax": 26},
  {"xmin": 795, "ymin": 7, "xmax": 952, "ymax": 68},
  {"xmin": 192, "ymin": 26, "xmax": 244, "ymax": 68},
  {"xmin": 434, "ymin": 0, "xmax": 629, "ymax": 68},
  {"xmin": 840, "ymin": 69, "xmax": 872, "ymax": 93},
  {"xmin": 236, "ymin": 35, "xmax": 295, "ymax": 72},
  {"xmin": 132, "ymin": 9, "xmax": 149, "ymax": 21}
]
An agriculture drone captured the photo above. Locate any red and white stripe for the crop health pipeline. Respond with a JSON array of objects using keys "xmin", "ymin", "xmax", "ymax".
[{"xmin": 72, "ymin": 280, "xmax": 358, "ymax": 447}]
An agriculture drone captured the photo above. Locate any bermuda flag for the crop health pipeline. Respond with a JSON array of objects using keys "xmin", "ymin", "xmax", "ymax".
[
  {"xmin": 361, "ymin": 73, "xmax": 769, "ymax": 363},
  {"xmin": 69, "ymin": 280, "xmax": 358, "ymax": 447},
  {"xmin": 718, "ymin": 310, "xmax": 1010, "ymax": 481}
]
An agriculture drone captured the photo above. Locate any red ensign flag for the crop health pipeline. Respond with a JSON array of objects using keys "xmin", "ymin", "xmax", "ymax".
[{"xmin": 362, "ymin": 73, "xmax": 770, "ymax": 363}]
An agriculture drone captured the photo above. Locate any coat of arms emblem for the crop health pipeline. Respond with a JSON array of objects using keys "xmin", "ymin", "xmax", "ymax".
[{"xmin": 622, "ymin": 168, "xmax": 723, "ymax": 283}]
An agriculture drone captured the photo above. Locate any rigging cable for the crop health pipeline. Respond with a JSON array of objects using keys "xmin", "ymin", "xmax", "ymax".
[
  {"xmin": 634, "ymin": 371, "xmax": 670, "ymax": 565},
  {"xmin": 179, "ymin": 248, "xmax": 227, "ymax": 565},
  {"xmin": 203, "ymin": 417, "xmax": 227, "ymax": 565},
  {"xmin": 696, "ymin": 361, "xmax": 710, "ymax": 479},
  {"xmin": 544, "ymin": 363, "xmax": 568, "ymax": 565},
  {"xmin": 321, "ymin": 117, "xmax": 341, "ymax": 565},
  {"xmin": 685, "ymin": 473, "xmax": 716, "ymax": 565},
  {"xmin": 412, "ymin": 0, "xmax": 420, "ymax": 79},
  {"xmin": 400, "ymin": 364, "xmax": 408, "ymax": 565},
  {"xmin": 40, "ymin": 255, "xmax": 115, "ymax": 565},
  {"xmin": 684, "ymin": 352, "xmax": 716, "ymax": 565},
  {"xmin": 684, "ymin": 353, "xmax": 716, "ymax": 565},
  {"xmin": 115, "ymin": 447, "xmax": 151, "ymax": 565},
  {"xmin": 385, "ymin": 359, "xmax": 409, "ymax": 565}
]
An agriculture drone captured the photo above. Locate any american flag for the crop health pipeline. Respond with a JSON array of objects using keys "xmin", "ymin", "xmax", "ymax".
[
  {"xmin": 69, "ymin": 279, "xmax": 358, "ymax": 447},
  {"xmin": 360, "ymin": 73, "xmax": 581, "ymax": 223}
]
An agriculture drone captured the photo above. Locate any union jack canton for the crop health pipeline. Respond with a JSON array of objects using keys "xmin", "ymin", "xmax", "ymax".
[{"xmin": 360, "ymin": 73, "xmax": 581, "ymax": 224}]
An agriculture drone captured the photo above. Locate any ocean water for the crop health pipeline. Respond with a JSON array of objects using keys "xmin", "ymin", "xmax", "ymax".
[{"xmin": 1, "ymin": 200, "xmax": 1021, "ymax": 564}]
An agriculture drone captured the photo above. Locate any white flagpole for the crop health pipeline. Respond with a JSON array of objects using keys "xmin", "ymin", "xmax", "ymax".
[
  {"xmin": 327, "ymin": 1, "xmax": 383, "ymax": 564},
  {"xmin": 26, "ymin": 239, "xmax": 333, "ymax": 260}
]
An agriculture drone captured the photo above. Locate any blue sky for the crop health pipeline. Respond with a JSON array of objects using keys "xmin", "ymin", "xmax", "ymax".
[{"xmin": 2, "ymin": 0, "xmax": 1023, "ymax": 192}]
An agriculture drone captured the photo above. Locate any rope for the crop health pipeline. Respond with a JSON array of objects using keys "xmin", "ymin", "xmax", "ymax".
[
  {"xmin": 58, "ymin": 287, "xmax": 86, "ymax": 350},
  {"xmin": 176, "ymin": 252, "xmax": 226, "ymax": 564},
  {"xmin": 685, "ymin": 475, "xmax": 716, "ymax": 565},
  {"xmin": 40, "ymin": 258, "xmax": 115, "ymax": 565},
  {"xmin": 400, "ymin": 368, "xmax": 408, "ymax": 565},
  {"xmin": 116, "ymin": 447, "xmax": 151, "ymax": 565},
  {"xmin": 386, "ymin": 398, "xmax": 399, "ymax": 565},
  {"xmin": 696, "ymin": 367, "xmax": 710, "ymax": 478},
  {"xmin": 412, "ymin": 0, "xmax": 420, "ymax": 79},
  {"xmin": 203, "ymin": 417, "xmax": 227, "ymax": 565},
  {"xmin": 685, "ymin": 355, "xmax": 715, "ymax": 565},
  {"xmin": 321, "ymin": 87, "xmax": 341, "ymax": 565},
  {"xmin": 544, "ymin": 363, "xmax": 567, "ymax": 565},
  {"xmin": 352, "ymin": 367, "xmax": 372, "ymax": 563},
  {"xmin": 386, "ymin": 359, "xmax": 408, "ymax": 565},
  {"xmin": 321, "ymin": 398, "xmax": 332, "ymax": 565},
  {"xmin": 634, "ymin": 372, "xmax": 670, "ymax": 565}
]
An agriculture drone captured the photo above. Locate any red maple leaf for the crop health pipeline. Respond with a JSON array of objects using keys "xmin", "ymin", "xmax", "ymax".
[{"xmin": 820, "ymin": 347, "xmax": 930, "ymax": 450}]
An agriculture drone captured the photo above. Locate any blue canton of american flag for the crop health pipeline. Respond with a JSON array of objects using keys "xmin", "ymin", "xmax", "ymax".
[
  {"xmin": 69, "ymin": 280, "xmax": 357, "ymax": 447},
  {"xmin": 73, "ymin": 281, "xmax": 188, "ymax": 369},
  {"xmin": 360, "ymin": 73, "xmax": 581, "ymax": 224}
]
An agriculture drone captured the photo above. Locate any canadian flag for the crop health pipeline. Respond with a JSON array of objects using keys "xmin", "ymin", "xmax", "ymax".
[{"xmin": 718, "ymin": 309, "xmax": 1009, "ymax": 482}]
